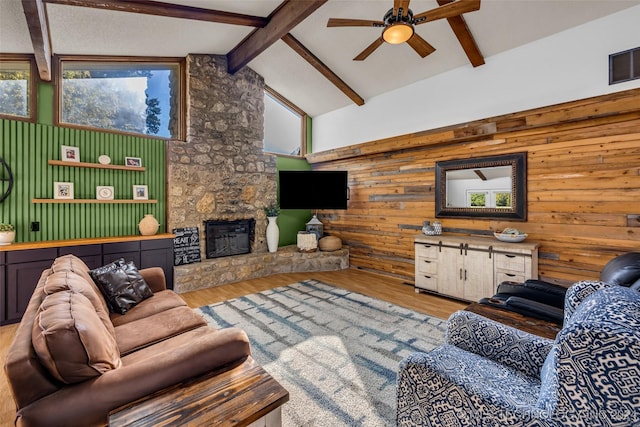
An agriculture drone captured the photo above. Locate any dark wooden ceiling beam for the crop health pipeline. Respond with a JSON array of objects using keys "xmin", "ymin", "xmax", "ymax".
[
  {"xmin": 22, "ymin": 0, "xmax": 52, "ymax": 81},
  {"xmin": 43, "ymin": 0, "xmax": 268, "ymax": 27},
  {"xmin": 227, "ymin": 0, "xmax": 327, "ymax": 74},
  {"xmin": 436, "ymin": 0, "xmax": 484, "ymax": 67},
  {"xmin": 281, "ymin": 33, "xmax": 364, "ymax": 107}
]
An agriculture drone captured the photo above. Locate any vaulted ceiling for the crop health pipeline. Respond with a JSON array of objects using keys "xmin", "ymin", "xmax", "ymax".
[{"xmin": 2, "ymin": 0, "xmax": 639, "ymax": 117}]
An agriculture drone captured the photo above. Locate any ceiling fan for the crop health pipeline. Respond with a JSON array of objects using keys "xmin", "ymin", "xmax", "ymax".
[{"xmin": 327, "ymin": 0, "xmax": 481, "ymax": 61}]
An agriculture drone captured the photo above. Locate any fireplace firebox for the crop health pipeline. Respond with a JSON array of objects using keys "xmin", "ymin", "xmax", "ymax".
[{"xmin": 204, "ymin": 219, "xmax": 255, "ymax": 259}]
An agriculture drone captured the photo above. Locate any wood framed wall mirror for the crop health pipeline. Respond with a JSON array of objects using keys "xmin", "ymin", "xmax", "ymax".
[{"xmin": 435, "ymin": 152, "xmax": 527, "ymax": 220}]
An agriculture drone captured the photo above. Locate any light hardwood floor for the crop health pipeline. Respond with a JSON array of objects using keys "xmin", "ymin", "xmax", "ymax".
[{"xmin": 0, "ymin": 268, "xmax": 468, "ymax": 426}]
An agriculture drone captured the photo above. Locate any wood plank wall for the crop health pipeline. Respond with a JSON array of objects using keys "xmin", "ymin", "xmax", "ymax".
[{"xmin": 306, "ymin": 88, "xmax": 640, "ymax": 286}]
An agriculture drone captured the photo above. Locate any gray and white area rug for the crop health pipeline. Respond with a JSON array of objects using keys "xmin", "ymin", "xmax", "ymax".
[{"xmin": 197, "ymin": 279, "xmax": 446, "ymax": 426}]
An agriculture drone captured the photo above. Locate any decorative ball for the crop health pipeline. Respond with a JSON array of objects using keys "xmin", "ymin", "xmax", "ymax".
[{"xmin": 319, "ymin": 236, "xmax": 342, "ymax": 252}]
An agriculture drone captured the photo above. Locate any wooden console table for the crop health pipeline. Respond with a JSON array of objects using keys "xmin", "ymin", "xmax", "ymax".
[
  {"xmin": 465, "ymin": 302, "xmax": 561, "ymax": 340},
  {"xmin": 109, "ymin": 356, "xmax": 289, "ymax": 427}
]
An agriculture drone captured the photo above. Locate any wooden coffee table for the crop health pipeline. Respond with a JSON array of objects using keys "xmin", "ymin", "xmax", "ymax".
[
  {"xmin": 109, "ymin": 356, "xmax": 289, "ymax": 427},
  {"xmin": 465, "ymin": 302, "xmax": 561, "ymax": 340}
]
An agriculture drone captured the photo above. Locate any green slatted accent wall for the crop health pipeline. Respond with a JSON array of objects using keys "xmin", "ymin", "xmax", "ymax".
[{"xmin": 0, "ymin": 119, "xmax": 166, "ymax": 243}]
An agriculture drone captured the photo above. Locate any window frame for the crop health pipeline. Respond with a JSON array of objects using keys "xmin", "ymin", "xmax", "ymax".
[
  {"xmin": 609, "ymin": 47, "xmax": 640, "ymax": 85},
  {"xmin": 0, "ymin": 53, "xmax": 38, "ymax": 123},
  {"xmin": 54, "ymin": 55, "xmax": 186, "ymax": 140},
  {"xmin": 264, "ymin": 86, "xmax": 308, "ymax": 158}
]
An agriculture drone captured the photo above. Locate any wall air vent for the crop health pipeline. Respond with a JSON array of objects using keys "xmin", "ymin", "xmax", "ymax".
[{"xmin": 609, "ymin": 47, "xmax": 640, "ymax": 85}]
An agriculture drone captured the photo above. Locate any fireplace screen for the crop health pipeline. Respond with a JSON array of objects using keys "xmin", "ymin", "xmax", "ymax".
[{"xmin": 204, "ymin": 219, "xmax": 255, "ymax": 259}]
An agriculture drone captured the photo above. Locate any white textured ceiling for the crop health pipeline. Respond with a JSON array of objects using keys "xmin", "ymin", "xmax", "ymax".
[{"xmin": 1, "ymin": 0, "xmax": 639, "ymax": 117}]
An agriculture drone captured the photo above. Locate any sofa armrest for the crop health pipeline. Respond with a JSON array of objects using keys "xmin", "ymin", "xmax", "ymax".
[
  {"xmin": 446, "ymin": 310, "xmax": 554, "ymax": 378},
  {"xmin": 563, "ymin": 280, "xmax": 615, "ymax": 323},
  {"xmin": 139, "ymin": 267, "xmax": 166, "ymax": 293},
  {"xmin": 14, "ymin": 326, "xmax": 251, "ymax": 427}
]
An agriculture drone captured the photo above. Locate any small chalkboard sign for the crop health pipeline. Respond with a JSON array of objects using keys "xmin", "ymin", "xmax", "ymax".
[{"xmin": 172, "ymin": 227, "xmax": 201, "ymax": 266}]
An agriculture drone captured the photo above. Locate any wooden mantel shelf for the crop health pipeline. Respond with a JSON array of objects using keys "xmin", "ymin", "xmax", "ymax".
[
  {"xmin": 33, "ymin": 199, "xmax": 157, "ymax": 204},
  {"xmin": 48, "ymin": 160, "xmax": 145, "ymax": 172}
]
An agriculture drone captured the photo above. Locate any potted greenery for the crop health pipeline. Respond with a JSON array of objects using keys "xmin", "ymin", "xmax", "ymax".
[
  {"xmin": 263, "ymin": 204, "xmax": 280, "ymax": 218},
  {"xmin": 0, "ymin": 223, "xmax": 15, "ymax": 245}
]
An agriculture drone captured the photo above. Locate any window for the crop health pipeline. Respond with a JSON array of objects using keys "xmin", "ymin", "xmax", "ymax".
[
  {"xmin": 263, "ymin": 86, "xmax": 307, "ymax": 156},
  {"xmin": 56, "ymin": 56, "xmax": 184, "ymax": 139},
  {"xmin": 0, "ymin": 54, "xmax": 36, "ymax": 122},
  {"xmin": 493, "ymin": 191, "xmax": 511, "ymax": 208},
  {"xmin": 609, "ymin": 47, "xmax": 640, "ymax": 85},
  {"xmin": 467, "ymin": 191, "xmax": 488, "ymax": 207}
]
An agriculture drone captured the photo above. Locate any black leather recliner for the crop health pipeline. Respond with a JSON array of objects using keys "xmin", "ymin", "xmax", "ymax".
[{"xmin": 479, "ymin": 251, "xmax": 640, "ymax": 324}]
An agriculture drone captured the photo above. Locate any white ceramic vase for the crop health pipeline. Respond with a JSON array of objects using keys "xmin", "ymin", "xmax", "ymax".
[
  {"xmin": 139, "ymin": 214, "xmax": 159, "ymax": 236},
  {"xmin": 266, "ymin": 216, "xmax": 279, "ymax": 253},
  {"xmin": 0, "ymin": 231, "xmax": 15, "ymax": 245}
]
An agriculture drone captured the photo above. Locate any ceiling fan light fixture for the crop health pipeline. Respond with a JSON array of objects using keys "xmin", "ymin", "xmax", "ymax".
[{"xmin": 382, "ymin": 23, "xmax": 414, "ymax": 44}]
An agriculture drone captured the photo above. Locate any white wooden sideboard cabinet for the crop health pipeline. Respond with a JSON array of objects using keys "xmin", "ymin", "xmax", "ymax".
[{"xmin": 414, "ymin": 234, "xmax": 540, "ymax": 302}]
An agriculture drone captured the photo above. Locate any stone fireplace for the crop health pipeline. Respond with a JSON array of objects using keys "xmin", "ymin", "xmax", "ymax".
[
  {"xmin": 204, "ymin": 219, "xmax": 255, "ymax": 259},
  {"xmin": 167, "ymin": 54, "xmax": 276, "ymax": 260}
]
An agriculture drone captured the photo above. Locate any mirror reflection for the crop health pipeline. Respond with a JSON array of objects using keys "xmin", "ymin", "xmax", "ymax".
[
  {"xmin": 445, "ymin": 166, "xmax": 512, "ymax": 208},
  {"xmin": 435, "ymin": 152, "xmax": 527, "ymax": 220}
]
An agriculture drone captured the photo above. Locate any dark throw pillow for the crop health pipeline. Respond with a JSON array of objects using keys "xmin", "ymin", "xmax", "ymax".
[{"xmin": 89, "ymin": 258, "xmax": 153, "ymax": 314}]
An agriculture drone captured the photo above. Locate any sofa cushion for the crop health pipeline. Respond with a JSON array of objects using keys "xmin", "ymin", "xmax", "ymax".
[
  {"xmin": 110, "ymin": 289, "xmax": 188, "ymax": 327},
  {"xmin": 32, "ymin": 290, "xmax": 122, "ymax": 384},
  {"xmin": 114, "ymin": 305, "xmax": 207, "ymax": 355},
  {"xmin": 90, "ymin": 258, "xmax": 153, "ymax": 314},
  {"xmin": 600, "ymin": 251, "xmax": 640, "ymax": 286},
  {"xmin": 42, "ymin": 270, "xmax": 115, "ymax": 338},
  {"xmin": 51, "ymin": 254, "xmax": 94, "ymax": 284}
]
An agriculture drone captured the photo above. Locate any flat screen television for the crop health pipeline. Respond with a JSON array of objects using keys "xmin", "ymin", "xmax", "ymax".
[{"xmin": 279, "ymin": 170, "xmax": 348, "ymax": 210}]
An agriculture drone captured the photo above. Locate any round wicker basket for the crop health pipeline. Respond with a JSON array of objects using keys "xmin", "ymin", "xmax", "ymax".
[{"xmin": 319, "ymin": 236, "xmax": 342, "ymax": 252}]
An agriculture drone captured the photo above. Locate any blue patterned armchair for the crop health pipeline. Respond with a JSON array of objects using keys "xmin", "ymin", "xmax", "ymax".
[{"xmin": 397, "ymin": 280, "xmax": 640, "ymax": 426}]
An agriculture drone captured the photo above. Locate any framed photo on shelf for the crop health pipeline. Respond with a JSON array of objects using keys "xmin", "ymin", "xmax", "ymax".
[
  {"xmin": 54, "ymin": 182, "xmax": 74, "ymax": 199},
  {"xmin": 61, "ymin": 145, "xmax": 80, "ymax": 162},
  {"xmin": 125, "ymin": 157, "xmax": 142, "ymax": 167},
  {"xmin": 96, "ymin": 186, "xmax": 115, "ymax": 200},
  {"xmin": 133, "ymin": 185, "xmax": 148, "ymax": 200}
]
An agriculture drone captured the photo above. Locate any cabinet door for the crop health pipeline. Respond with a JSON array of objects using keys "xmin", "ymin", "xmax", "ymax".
[
  {"xmin": 5, "ymin": 259, "xmax": 54, "ymax": 323},
  {"xmin": 140, "ymin": 239, "xmax": 174, "ymax": 290},
  {"xmin": 103, "ymin": 241, "xmax": 141, "ymax": 266},
  {"xmin": 4, "ymin": 249, "xmax": 57, "ymax": 324},
  {"xmin": 58, "ymin": 244, "xmax": 103, "ymax": 269},
  {"xmin": 438, "ymin": 246, "xmax": 465, "ymax": 299},
  {"xmin": 463, "ymin": 250, "xmax": 495, "ymax": 302},
  {"xmin": 0, "ymin": 252, "xmax": 5, "ymax": 324}
]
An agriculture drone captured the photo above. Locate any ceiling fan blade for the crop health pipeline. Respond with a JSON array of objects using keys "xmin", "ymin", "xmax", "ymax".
[
  {"xmin": 414, "ymin": 0, "xmax": 480, "ymax": 24},
  {"xmin": 394, "ymin": 0, "xmax": 411, "ymax": 16},
  {"xmin": 354, "ymin": 37, "xmax": 385, "ymax": 61},
  {"xmin": 327, "ymin": 18, "xmax": 384, "ymax": 27},
  {"xmin": 406, "ymin": 33, "xmax": 436, "ymax": 58}
]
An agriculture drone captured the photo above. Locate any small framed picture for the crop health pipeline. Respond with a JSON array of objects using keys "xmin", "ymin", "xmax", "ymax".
[
  {"xmin": 133, "ymin": 185, "xmax": 148, "ymax": 200},
  {"xmin": 54, "ymin": 182, "xmax": 74, "ymax": 199},
  {"xmin": 125, "ymin": 157, "xmax": 142, "ymax": 167},
  {"xmin": 61, "ymin": 145, "xmax": 80, "ymax": 162},
  {"xmin": 96, "ymin": 186, "xmax": 114, "ymax": 200}
]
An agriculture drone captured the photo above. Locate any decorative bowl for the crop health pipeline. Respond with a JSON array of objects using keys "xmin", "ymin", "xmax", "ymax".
[{"xmin": 494, "ymin": 232, "xmax": 527, "ymax": 243}]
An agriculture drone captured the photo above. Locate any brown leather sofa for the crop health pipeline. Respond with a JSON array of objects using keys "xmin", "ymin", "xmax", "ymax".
[{"xmin": 4, "ymin": 254, "xmax": 251, "ymax": 427}]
